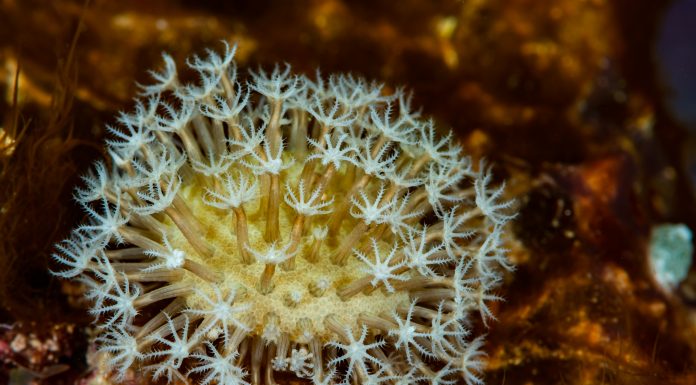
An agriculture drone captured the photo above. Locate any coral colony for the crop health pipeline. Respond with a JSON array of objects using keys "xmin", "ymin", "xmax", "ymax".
[{"xmin": 51, "ymin": 42, "xmax": 516, "ymax": 385}]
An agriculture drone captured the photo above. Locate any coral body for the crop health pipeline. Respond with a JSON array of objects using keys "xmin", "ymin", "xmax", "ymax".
[{"xmin": 52, "ymin": 43, "xmax": 514, "ymax": 384}]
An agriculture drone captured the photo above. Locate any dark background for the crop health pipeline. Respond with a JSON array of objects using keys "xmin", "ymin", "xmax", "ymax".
[{"xmin": 0, "ymin": 0, "xmax": 695, "ymax": 383}]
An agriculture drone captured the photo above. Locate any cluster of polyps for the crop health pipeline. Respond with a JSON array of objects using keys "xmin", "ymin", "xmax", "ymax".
[{"xmin": 52, "ymin": 43, "xmax": 515, "ymax": 385}]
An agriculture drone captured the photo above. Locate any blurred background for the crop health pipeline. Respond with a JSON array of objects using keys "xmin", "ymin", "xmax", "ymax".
[{"xmin": 0, "ymin": 0, "xmax": 695, "ymax": 383}]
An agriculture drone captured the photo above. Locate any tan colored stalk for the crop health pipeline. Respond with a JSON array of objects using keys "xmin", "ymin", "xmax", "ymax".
[
  {"xmin": 265, "ymin": 173, "xmax": 281, "ymax": 243},
  {"xmin": 172, "ymin": 195, "xmax": 205, "ymax": 234},
  {"xmin": 267, "ymin": 99, "xmax": 283, "ymax": 152},
  {"xmin": 119, "ymin": 227, "xmax": 162, "ymax": 250},
  {"xmin": 274, "ymin": 332, "xmax": 290, "ymax": 364},
  {"xmin": 264, "ymin": 347, "xmax": 278, "ymax": 385},
  {"xmin": 404, "ymin": 188, "xmax": 429, "ymax": 213},
  {"xmin": 411, "ymin": 354, "xmax": 436, "ymax": 378},
  {"xmin": 220, "ymin": 72, "xmax": 234, "ymax": 98},
  {"xmin": 133, "ymin": 282, "xmax": 193, "ymax": 308},
  {"xmin": 130, "ymin": 212, "xmax": 167, "ymax": 235},
  {"xmin": 252, "ymin": 174, "xmax": 269, "ymax": 221},
  {"xmin": 135, "ymin": 298, "xmax": 186, "ymax": 341},
  {"xmin": 258, "ymin": 264, "xmax": 276, "ymax": 294},
  {"xmin": 282, "ymin": 215, "xmax": 305, "ymax": 270},
  {"xmin": 105, "ymin": 247, "xmax": 145, "ymax": 260},
  {"xmin": 232, "ymin": 206, "xmax": 252, "ymax": 263},
  {"xmin": 223, "ymin": 318, "xmax": 253, "ymax": 355},
  {"xmin": 306, "ymin": 235, "xmax": 323, "ymax": 263},
  {"xmin": 289, "ymin": 109, "xmax": 308, "ymax": 156},
  {"xmin": 370, "ymin": 134, "xmax": 389, "ymax": 158},
  {"xmin": 398, "ymin": 304, "xmax": 438, "ymax": 321},
  {"xmin": 178, "ymin": 123, "xmax": 204, "ymax": 163},
  {"xmin": 363, "ymin": 223, "xmax": 389, "ymax": 246},
  {"xmin": 137, "ymin": 312, "xmax": 195, "ymax": 351},
  {"xmin": 312, "ymin": 164, "xmax": 335, "ymax": 194},
  {"xmin": 237, "ymin": 339, "xmax": 250, "ymax": 366},
  {"xmin": 200, "ymin": 92, "xmax": 227, "ymax": 155},
  {"xmin": 393, "ymin": 275, "xmax": 449, "ymax": 291},
  {"xmin": 358, "ymin": 313, "xmax": 394, "ymax": 332},
  {"xmin": 409, "ymin": 153, "xmax": 431, "ymax": 177},
  {"xmin": 409, "ymin": 288, "xmax": 455, "ymax": 302},
  {"xmin": 343, "ymin": 160, "xmax": 358, "ymax": 189},
  {"xmin": 122, "ymin": 161, "xmax": 136, "ymax": 178},
  {"xmin": 330, "ymin": 221, "xmax": 368, "ymax": 265},
  {"xmin": 110, "ymin": 262, "xmax": 159, "ymax": 273},
  {"xmin": 165, "ymin": 196, "xmax": 215, "ymax": 258},
  {"xmin": 299, "ymin": 159, "xmax": 317, "ymax": 189},
  {"xmin": 251, "ymin": 335, "xmax": 265, "ymax": 385},
  {"xmin": 337, "ymin": 275, "xmax": 373, "ymax": 300},
  {"xmin": 308, "ymin": 333, "xmax": 323, "ymax": 381},
  {"xmin": 338, "ymin": 265, "xmax": 410, "ymax": 300},
  {"xmin": 327, "ymin": 173, "xmax": 371, "ymax": 237},
  {"xmin": 323, "ymin": 315, "xmax": 349, "ymax": 341},
  {"xmin": 183, "ymin": 259, "xmax": 221, "ymax": 282},
  {"xmin": 372, "ymin": 347, "xmax": 399, "ymax": 378},
  {"xmin": 211, "ymin": 118, "xmax": 227, "ymax": 155},
  {"xmin": 125, "ymin": 270, "xmax": 184, "ymax": 283},
  {"xmin": 191, "ymin": 115, "xmax": 216, "ymax": 155}
]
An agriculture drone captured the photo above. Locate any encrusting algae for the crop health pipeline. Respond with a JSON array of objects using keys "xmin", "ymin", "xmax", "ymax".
[{"xmin": 51, "ymin": 42, "xmax": 516, "ymax": 385}]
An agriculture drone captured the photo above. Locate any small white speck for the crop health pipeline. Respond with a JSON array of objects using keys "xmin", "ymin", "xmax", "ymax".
[{"xmin": 155, "ymin": 18, "xmax": 169, "ymax": 31}]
